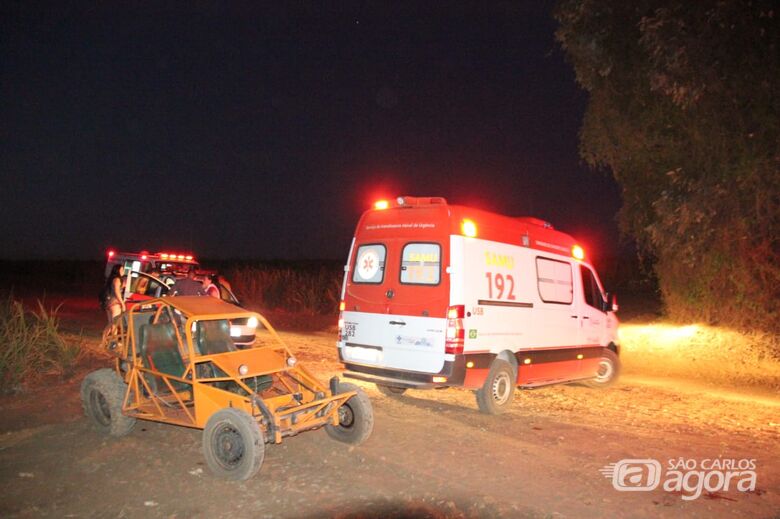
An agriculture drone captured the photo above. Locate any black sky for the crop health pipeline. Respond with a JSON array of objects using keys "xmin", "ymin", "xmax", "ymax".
[{"xmin": 0, "ymin": 2, "xmax": 621, "ymax": 262}]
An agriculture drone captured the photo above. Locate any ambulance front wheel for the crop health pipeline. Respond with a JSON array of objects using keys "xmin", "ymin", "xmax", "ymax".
[
  {"xmin": 475, "ymin": 360, "xmax": 516, "ymax": 414},
  {"xmin": 376, "ymin": 384, "xmax": 407, "ymax": 397},
  {"xmin": 583, "ymin": 349, "xmax": 620, "ymax": 388}
]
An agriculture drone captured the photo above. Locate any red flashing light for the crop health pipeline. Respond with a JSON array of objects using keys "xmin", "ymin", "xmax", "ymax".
[
  {"xmin": 107, "ymin": 250, "xmax": 115, "ymax": 258},
  {"xmin": 572, "ymin": 245, "xmax": 585, "ymax": 260},
  {"xmin": 141, "ymin": 254, "xmax": 148, "ymax": 260},
  {"xmin": 374, "ymin": 199, "xmax": 389, "ymax": 210},
  {"xmin": 185, "ymin": 255, "xmax": 193, "ymax": 261}
]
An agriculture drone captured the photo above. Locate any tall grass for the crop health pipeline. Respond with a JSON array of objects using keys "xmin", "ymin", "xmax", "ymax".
[
  {"xmin": 226, "ymin": 264, "xmax": 342, "ymax": 315},
  {"xmin": 0, "ymin": 296, "xmax": 82, "ymax": 393}
]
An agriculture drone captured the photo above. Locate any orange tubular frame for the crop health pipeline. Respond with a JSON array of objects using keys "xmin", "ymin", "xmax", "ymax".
[{"xmin": 102, "ymin": 297, "xmax": 356, "ymax": 443}]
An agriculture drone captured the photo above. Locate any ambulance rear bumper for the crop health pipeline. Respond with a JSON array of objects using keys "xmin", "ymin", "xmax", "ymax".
[{"xmin": 342, "ymin": 357, "xmax": 466, "ymax": 389}]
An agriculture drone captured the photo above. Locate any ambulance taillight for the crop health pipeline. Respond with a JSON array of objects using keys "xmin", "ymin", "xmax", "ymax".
[
  {"xmin": 445, "ymin": 305, "xmax": 465, "ymax": 355},
  {"xmin": 107, "ymin": 249, "xmax": 115, "ymax": 258},
  {"xmin": 337, "ymin": 301, "xmax": 346, "ymax": 340}
]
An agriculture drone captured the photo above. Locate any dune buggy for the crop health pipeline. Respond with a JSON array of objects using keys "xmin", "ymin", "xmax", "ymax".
[{"xmin": 82, "ymin": 296, "xmax": 373, "ymax": 480}]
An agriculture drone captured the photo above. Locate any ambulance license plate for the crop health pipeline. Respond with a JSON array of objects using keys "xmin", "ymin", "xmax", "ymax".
[{"xmin": 345, "ymin": 346, "xmax": 382, "ymax": 363}]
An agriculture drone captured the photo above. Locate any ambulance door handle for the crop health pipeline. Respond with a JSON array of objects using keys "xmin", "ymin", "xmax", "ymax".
[
  {"xmin": 582, "ymin": 316, "xmax": 590, "ymax": 320},
  {"xmin": 389, "ymin": 320, "xmax": 406, "ymax": 326},
  {"xmin": 570, "ymin": 315, "xmax": 578, "ymax": 319}
]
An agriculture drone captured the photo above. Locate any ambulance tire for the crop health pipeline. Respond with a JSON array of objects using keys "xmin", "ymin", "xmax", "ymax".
[
  {"xmin": 376, "ymin": 384, "xmax": 407, "ymax": 397},
  {"xmin": 475, "ymin": 360, "xmax": 516, "ymax": 415},
  {"xmin": 583, "ymin": 349, "xmax": 620, "ymax": 388},
  {"xmin": 326, "ymin": 383, "xmax": 374, "ymax": 445}
]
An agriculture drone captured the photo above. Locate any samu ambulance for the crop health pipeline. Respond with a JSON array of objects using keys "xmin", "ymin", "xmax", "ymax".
[{"xmin": 337, "ymin": 196, "xmax": 620, "ymax": 414}]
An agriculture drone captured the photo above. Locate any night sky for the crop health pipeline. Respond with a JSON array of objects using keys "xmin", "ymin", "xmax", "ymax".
[{"xmin": 1, "ymin": 2, "xmax": 621, "ymax": 262}]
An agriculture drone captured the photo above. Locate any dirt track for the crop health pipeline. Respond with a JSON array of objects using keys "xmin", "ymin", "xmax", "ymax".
[{"xmin": 1, "ymin": 308, "xmax": 779, "ymax": 518}]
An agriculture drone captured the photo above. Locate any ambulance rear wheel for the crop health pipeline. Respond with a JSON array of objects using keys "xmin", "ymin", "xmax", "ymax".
[
  {"xmin": 475, "ymin": 360, "xmax": 515, "ymax": 415},
  {"xmin": 583, "ymin": 349, "xmax": 620, "ymax": 388},
  {"xmin": 376, "ymin": 384, "xmax": 407, "ymax": 397}
]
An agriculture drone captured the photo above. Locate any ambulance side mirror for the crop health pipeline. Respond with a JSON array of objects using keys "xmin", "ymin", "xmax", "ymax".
[{"xmin": 604, "ymin": 292, "xmax": 618, "ymax": 313}]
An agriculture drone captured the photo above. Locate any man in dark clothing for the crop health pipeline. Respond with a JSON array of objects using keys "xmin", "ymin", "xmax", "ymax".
[{"xmin": 171, "ymin": 269, "xmax": 204, "ymax": 296}]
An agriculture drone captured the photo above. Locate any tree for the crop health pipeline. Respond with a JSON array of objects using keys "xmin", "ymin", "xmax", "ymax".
[{"xmin": 554, "ymin": 0, "xmax": 779, "ymax": 333}]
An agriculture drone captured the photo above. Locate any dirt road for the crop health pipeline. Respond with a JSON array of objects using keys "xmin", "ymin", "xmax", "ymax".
[{"xmin": 1, "ymin": 316, "xmax": 779, "ymax": 517}]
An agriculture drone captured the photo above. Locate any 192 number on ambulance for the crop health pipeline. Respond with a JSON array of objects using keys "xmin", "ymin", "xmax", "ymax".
[{"xmin": 485, "ymin": 272, "xmax": 516, "ymax": 300}]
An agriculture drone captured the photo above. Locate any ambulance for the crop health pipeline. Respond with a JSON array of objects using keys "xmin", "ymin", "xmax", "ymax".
[
  {"xmin": 337, "ymin": 196, "xmax": 620, "ymax": 414},
  {"xmin": 103, "ymin": 249, "xmax": 199, "ymax": 278}
]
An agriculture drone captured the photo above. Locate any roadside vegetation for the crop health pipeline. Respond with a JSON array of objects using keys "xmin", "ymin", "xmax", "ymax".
[
  {"xmin": 225, "ymin": 263, "xmax": 342, "ymax": 315},
  {"xmin": 0, "ymin": 295, "xmax": 82, "ymax": 393},
  {"xmin": 555, "ymin": 1, "xmax": 779, "ymax": 338}
]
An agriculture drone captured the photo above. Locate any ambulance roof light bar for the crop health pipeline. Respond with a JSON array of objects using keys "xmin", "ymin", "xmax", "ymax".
[{"xmin": 373, "ymin": 196, "xmax": 448, "ymax": 209}]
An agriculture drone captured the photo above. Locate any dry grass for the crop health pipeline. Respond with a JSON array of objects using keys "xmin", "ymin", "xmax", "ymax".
[{"xmin": 0, "ymin": 296, "xmax": 84, "ymax": 393}]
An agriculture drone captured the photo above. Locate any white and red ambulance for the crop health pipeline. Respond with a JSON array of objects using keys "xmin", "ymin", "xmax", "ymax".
[{"xmin": 337, "ymin": 196, "xmax": 620, "ymax": 414}]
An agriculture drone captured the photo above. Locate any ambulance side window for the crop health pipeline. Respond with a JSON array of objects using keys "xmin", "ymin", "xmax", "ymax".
[
  {"xmin": 580, "ymin": 265, "xmax": 605, "ymax": 311},
  {"xmin": 535, "ymin": 257, "xmax": 573, "ymax": 304},
  {"xmin": 400, "ymin": 243, "xmax": 441, "ymax": 285},
  {"xmin": 352, "ymin": 244, "xmax": 386, "ymax": 284}
]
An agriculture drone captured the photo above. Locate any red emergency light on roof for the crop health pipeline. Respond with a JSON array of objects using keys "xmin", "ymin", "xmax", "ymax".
[{"xmin": 107, "ymin": 250, "xmax": 115, "ymax": 258}]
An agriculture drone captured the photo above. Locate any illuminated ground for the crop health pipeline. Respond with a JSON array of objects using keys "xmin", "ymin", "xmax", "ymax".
[{"xmin": 0, "ymin": 301, "xmax": 778, "ymax": 518}]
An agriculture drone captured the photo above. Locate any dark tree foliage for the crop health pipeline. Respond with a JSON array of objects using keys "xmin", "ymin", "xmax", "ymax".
[{"xmin": 555, "ymin": 1, "xmax": 779, "ymax": 333}]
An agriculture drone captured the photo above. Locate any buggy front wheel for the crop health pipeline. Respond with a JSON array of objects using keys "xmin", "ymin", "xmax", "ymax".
[
  {"xmin": 326, "ymin": 383, "xmax": 374, "ymax": 445},
  {"xmin": 203, "ymin": 408, "xmax": 265, "ymax": 481}
]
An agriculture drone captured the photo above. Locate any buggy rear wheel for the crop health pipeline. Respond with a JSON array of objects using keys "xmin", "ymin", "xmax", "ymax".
[
  {"xmin": 376, "ymin": 383, "xmax": 407, "ymax": 397},
  {"xmin": 203, "ymin": 408, "xmax": 265, "ymax": 481},
  {"xmin": 475, "ymin": 360, "xmax": 515, "ymax": 415},
  {"xmin": 326, "ymin": 383, "xmax": 374, "ymax": 445},
  {"xmin": 81, "ymin": 368, "xmax": 136, "ymax": 437}
]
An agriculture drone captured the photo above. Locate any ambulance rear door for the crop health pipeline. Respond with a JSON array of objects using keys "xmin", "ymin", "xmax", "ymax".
[{"xmin": 341, "ymin": 210, "xmax": 449, "ymax": 374}]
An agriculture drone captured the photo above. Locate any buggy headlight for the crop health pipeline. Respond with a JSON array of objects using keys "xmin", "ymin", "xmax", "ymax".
[
  {"xmin": 287, "ymin": 356, "xmax": 297, "ymax": 367},
  {"xmin": 238, "ymin": 364, "xmax": 249, "ymax": 376},
  {"xmin": 247, "ymin": 316, "xmax": 258, "ymax": 328}
]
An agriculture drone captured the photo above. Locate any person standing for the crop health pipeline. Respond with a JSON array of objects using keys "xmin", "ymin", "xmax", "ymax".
[
  {"xmin": 171, "ymin": 269, "xmax": 204, "ymax": 296},
  {"xmin": 202, "ymin": 274, "xmax": 221, "ymax": 298},
  {"xmin": 101, "ymin": 264, "xmax": 126, "ymax": 338}
]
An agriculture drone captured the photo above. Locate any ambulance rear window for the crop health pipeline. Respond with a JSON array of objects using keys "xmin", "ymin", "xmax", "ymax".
[
  {"xmin": 352, "ymin": 244, "xmax": 386, "ymax": 284},
  {"xmin": 400, "ymin": 243, "xmax": 441, "ymax": 285}
]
